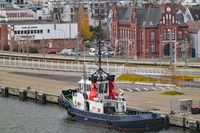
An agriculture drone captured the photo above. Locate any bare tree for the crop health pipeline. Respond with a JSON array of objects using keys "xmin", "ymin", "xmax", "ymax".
[{"xmin": 51, "ymin": 1, "xmax": 67, "ymax": 23}]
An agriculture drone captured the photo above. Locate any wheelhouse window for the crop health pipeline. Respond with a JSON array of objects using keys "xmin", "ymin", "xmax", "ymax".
[{"xmin": 98, "ymin": 82, "xmax": 108, "ymax": 94}]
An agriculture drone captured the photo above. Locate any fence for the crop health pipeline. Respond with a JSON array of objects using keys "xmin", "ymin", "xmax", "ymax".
[{"xmin": 0, "ymin": 57, "xmax": 170, "ymax": 76}]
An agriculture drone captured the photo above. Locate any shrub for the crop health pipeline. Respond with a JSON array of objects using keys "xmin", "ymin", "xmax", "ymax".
[
  {"xmin": 3, "ymin": 44, "xmax": 10, "ymax": 51},
  {"xmin": 161, "ymin": 91, "xmax": 184, "ymax": 95},
  {"xmin": 29, "ymin": 46, "xmax": 38, "ymax": 53}
]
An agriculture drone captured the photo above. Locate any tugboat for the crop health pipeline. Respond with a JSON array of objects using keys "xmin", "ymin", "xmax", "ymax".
[{"xmin": 58, "ymin": 41, "xmax": 169, "ymax": 131}]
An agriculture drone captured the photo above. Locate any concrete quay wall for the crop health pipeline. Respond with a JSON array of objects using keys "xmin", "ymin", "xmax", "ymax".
[
  {"xmin": 1, "ymin": 86, "xmax": 58, "ymax": 103},
  {"xmin": 1, "ymin": 86, "xmax": 200, "ymax": 131}
]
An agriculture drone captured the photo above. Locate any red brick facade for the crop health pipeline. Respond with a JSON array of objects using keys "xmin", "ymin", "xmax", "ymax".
[{"xmin": 111, "ymin": 3, "xmax": 189, "ymax": 59}]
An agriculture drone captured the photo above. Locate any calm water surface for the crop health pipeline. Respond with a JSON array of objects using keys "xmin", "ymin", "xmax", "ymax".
[{"xmin": 0, "ymin": 96, "xmax": 193, "ymax": 133}]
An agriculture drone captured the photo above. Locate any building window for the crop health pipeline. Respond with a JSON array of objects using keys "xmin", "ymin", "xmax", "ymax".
[
  {"xmin": 178, "ymin": 31, "xmax": 183, "ymax": 40},
  {"xmin": 141, "ymin": 31, "xmax": 145, "ymax": 53},
  {"xmin": 150, "ymin": 42, "xmax": 155, "ymax": 53},
  {"xmin": 163, "ymin": 29, "xmax": 167, "ymax": 39},
  {"xmin": 71, "ymin": 8, "xmax": 74, "ymax": 13},
  {"xmin": 172, "ymin": 16, "xmax": 175, "ymax": 24},
  {"xmin": 163, "ymin": 16, "xmax": 165, "ymax": 24},
  {"xmin": 150, "ymin": 31, "xmax": 156, "ymax": 53},
  {"xmin": 150, "ymin": 31, "xmax": 155, "ymax": 41},
  {"xmin": 131, "ymin": 30, "xmax": 135, "ymax": 39},
  {"xmin": 119, "ymin": 29, "xmax": 122, "ymax": 38},
  {"xmin": 122, "ymin": 29, "xmax": 124, "ymax": 38},
  {"xmin": 172, "ymin": 29, "xmax": 175, "ymax": 40},
  {"xmin": 167, "ymin": 29, "xmax": 171, "ymax": 40},
  {"xmin": 166, "ymin": 29, "xmax": 175, "ymax": 40},
  {"xmin": 169, "ymin": 14, "xmax": 171, "ymax": 25},
  {"xmin": 71, "ymin": 14, "xmax": 73, "ymax": 21}
]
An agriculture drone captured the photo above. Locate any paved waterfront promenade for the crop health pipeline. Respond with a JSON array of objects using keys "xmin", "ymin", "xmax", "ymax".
[
  {"xmin": 2, "ymin": 68, "xmax": 200, "ymax": 130},
  {"xmin": 0, "ymin": 69, "xmax": 200, "ymax": 114}
]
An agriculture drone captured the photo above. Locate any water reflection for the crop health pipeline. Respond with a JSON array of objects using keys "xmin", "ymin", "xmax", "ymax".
[{"xmin": 0, "ymin": 96, "xmax": 192, "ymax": 133}]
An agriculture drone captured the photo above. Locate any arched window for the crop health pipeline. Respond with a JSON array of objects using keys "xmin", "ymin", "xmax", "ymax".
[
  {"xmin": 172, "ymin": 29, "xmax": 175, "ymax": 40},
  {"xmin": 163, "ymin": 29, "xmax": 167, "ymax": 39},
  {"xmin": 150, "ymin": 31, "xmax": 156, "ymax": 53},
  {"xmin": 172, "ymin": 16, "xmax": 175, "ymax": 24},
  {"xmin": 150, "ymin": 31, "xmax": 155, "ymax": 41}
]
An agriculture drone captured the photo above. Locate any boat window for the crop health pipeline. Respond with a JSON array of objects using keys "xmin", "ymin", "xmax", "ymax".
[
  {"xmin": 86, "ymin": 84, "xmax": 91, "ymax": 91},
  {"xmin": 98, "ymin": 82, "xmax": 108, "ymax": 94}
]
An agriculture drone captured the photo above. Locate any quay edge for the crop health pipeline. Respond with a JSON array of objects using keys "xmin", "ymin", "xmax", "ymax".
[{"xmin": 0, "ymin": 86, "xmax": 200, "ymax": 131}]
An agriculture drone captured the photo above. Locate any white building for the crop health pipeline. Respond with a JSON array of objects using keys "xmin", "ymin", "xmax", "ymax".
[
  {"xmin": 187, "ymin": 21, "xmax": 200, "ymax": 57},
  {"xmin": 13, "ymin": 22, "xmax": 78, "ymax": 41},
  {"xmin": 182, "ymin": 0, "xmax": 200, "ymax": 6},
  {"xmin": 0, "ymin": 20, "xmax": 79, "ymax": 53}
]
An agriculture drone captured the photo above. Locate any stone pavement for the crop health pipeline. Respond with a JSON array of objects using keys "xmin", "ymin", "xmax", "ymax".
[{"xmin": 0, "ymin": 69, "xmax": 200, "ymax": 114}]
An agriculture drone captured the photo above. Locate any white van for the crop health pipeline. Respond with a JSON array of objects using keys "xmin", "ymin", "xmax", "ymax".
[
  {"xmin": 60, "ymin": 49, "xmax": 72, "ymax": 55},
  {"xmin": 89, "ymin": 48, "xmax": 96, "ymax": 56}
]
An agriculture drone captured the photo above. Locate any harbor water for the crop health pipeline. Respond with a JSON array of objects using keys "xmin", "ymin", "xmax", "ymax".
[{"xmin": 0, "ymin": 96, "xmax": 192, "ymax": 133}]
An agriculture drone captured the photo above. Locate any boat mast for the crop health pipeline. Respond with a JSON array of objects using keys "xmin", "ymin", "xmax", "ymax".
[{"xmin": 98, "ymin": 39, "xmax": 102, "ymax": 72}]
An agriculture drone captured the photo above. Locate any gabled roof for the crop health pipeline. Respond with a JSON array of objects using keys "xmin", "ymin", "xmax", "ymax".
[
  {"xmin": 0, "ymin": 1, "xmax": 16, "ymax": 10},
  {"xmin": 176, "ymin": 12, "xmax": 188, "ymax": 27},
  {"xmin": 115, "ymin": 4, "xmax": 188, "ymax": 28},
  {"xmin": 136, "ymin": 7, "xmax": 162, "ymax": 28},
  {"xmin": 186, "ymin": 21, "xmax": 200, "ymax": 33},
  {"xmin": 188, "ymin": 7, "xmax": 200, "ymax": 21},
  {"xmin": 117, "ymin": 6, "xmax": 132, "ymax": 23}
]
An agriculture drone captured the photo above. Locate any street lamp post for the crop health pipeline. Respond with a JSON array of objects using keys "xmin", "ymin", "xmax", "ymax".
[
  {"xmin": 75, "ymin": 35, "xmax": 79, "ymax": 62},
  {"xmin": 159, "ymin": 35, "xmax": 163, "ymax": 61}
]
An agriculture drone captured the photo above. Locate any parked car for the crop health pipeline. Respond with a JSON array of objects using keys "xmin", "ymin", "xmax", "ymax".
[
  {"xmin": 47, "ymin": 49, "xmax": 57, "ymax": 54},
  {"xmin": 101, "ymin": 48, "xmax": 115, "ymax": 57},
  {"xmin": 89, "ymin": 48, "xmax": 96, "ymax": 56},
  {"xmin": 59, "ymin": 48, "xmax": 80, "ymax": 56},
  {"xmin": 70, "ymin": 50, "xmax": 80, "ymax": 56}
]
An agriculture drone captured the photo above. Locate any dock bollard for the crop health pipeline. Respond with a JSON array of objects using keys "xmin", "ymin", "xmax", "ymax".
[
  {"xmin": 19, "ymin": 90, "xmax": 27, "ymax": 101},
  {"xmin": 37, "ymin": 92, "xmax": 46, "ymax": 104},
  {"xmin": 1, "ymin": 86, "xmax": 9, "ymax": 97}
]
